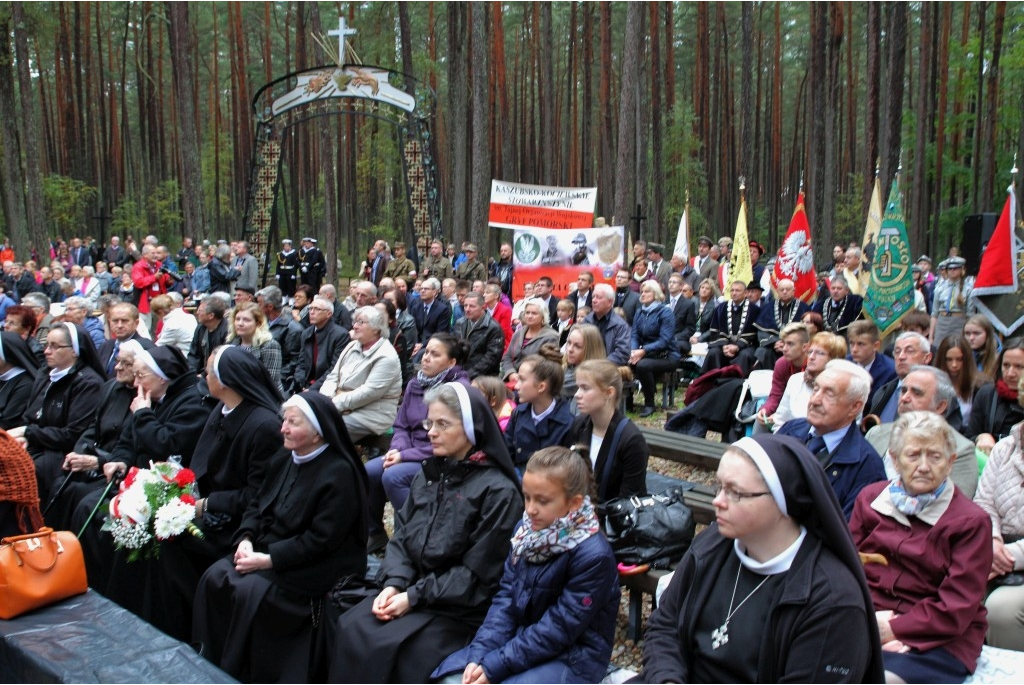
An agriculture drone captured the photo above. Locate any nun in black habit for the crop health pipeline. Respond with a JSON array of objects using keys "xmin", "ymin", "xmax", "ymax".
[
  {"xmin": 637, "ymin": 434, "xmax": 885, "ymax": 683},
  {"xmin": 328, "ymin": 382, "xmax": 524, "ymax": 684},
  {"xmin": 193, "ymin": 391, "xmax": 368, "ymax": 683},
  {"xmin": 10, "ymin": 322, "xmax": 104, "ymax": 503},
  {"xmin": 89, "ymin": 344, "xmax": 215, "ymax": 631},
  {"xmin": 0, "ymin": 331, "xmax": 40, "ymax": 430},
  {"xmin": 107, "ymin": 345, "xmax": 286, "ymax": 642}
]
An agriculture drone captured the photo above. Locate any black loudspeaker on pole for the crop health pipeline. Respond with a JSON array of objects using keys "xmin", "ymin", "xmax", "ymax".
[{"xmin": 961, "ymin": 213, "xmax": 999, "ymax": 276}]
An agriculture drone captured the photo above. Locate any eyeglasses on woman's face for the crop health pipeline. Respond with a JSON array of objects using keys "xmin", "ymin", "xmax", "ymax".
[
  {"xmin": 422, "ymin": 418, "xmax": 458, "ymax": 432},
  {"xmin": 712, "ymin": 480, "xmax": 771, "ymax": 504}
]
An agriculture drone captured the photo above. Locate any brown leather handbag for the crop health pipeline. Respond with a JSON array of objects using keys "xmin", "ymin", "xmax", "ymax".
[{"xmin": 0, "ymin": 527, "xmax": 88, "ymax": 619}]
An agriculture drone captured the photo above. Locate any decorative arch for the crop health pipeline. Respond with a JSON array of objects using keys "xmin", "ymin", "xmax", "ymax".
[{"xmin": 241, "ymin": 63, "xmax": 441, "ymax": 281}]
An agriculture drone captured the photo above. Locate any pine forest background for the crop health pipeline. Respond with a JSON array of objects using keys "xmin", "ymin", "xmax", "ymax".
[{"xmin": 2, "ymin": 2, "xmax": 1024, "ymax": 281}]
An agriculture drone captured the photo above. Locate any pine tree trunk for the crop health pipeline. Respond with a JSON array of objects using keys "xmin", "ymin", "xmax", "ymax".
[
  {"xmin": 614, "ymin": 3, "xmax": 643, "ymax": 228},
  {"xmin": 446, "ymin": 2, "xmax": 469, "ymax": 243},
  {"xmin": 11, "ymin": 2, "xmax": 49, "ymax": 256},
  {"xmin": 165, "ymin": 2, "xmax": 206, "ymax": 239},
  {"xmin": 470, "ymin": 3, "xmax": 491, "ymax": 247},
  {"xmin": 0, "ymin": 16, "xmax": 29, "ymax": 255}
]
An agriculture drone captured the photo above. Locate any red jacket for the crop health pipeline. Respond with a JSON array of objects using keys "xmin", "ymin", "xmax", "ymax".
[
  {"xmin": 850, "ymin": 480, "xmax": 992, "ymax": 672},
  {"xmin": 489, "ymin": 301, "xmax": 513, "ymax": 353},
  {"xmin": 131, "ymin": 258, "xmax": 169, "ymax": 314}
]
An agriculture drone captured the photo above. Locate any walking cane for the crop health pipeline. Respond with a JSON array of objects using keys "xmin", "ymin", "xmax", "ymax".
[
  {"xmin": 41, "ymin": 470, "xmax": 76, "ymax": 519},
  {"xmin": 77, "ymin": 472, "xmax": 123, "ymax": 539}
]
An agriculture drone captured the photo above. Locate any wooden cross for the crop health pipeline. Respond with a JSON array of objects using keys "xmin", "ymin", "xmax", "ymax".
[
  {"xmin": 328, "ymin": 16, "xmax": 357, "ymax": 64},
  {"xmin": 631, "ymin": 204, "xmax": 647, "ymax": 241}
]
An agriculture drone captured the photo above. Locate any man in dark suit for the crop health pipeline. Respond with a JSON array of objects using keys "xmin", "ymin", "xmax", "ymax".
[
  {"xmin": 868, "ymin": 331, "xmax": 934, "ymax": 424},
  {"xmin": 533, "ymin": 276, "xmax": 560, "ymax": 325},
  {"xmin": 646, "ymin": 242, "xmax": 672, "ymax": 294},
  {"xmin": 409, "ymin": 277, "xmax": 452, "ymax": 355},
  {"xmin": 566, "ymin": 272, "xmax": 594, "ymax": 314},
  {"xmin": 258, "ymin": 285, "xmax": 303, "ymax": 392},
  {"xmin": 186, "ymin": 293, "xmax": 230, "ymax": 374},
  {"xmin": 777, "ymin": 359, "xmax": 886, "ymax": 519},
  {"xmin": 293, "ymin": 296, "xmax": 348, "ymax": 391},
  {"xmin": 613, "ymin": 268, "xmax": 641, "ymax": 325},
  {"xmin": 690, "ymin": 235, "xmax": 719, "ymax": 283},
  {"xmin": 317, "ymin": 284, "xmax": 352, "ymax": 334},
  {"xmin": 666, "ymin": 273, "xmax": 697, "ymax": 357},
  {"xmin": 453, "ymin": 292, "xmax": 504, "ymax": 378},
  {"xmin": 70, "ymin": 238, "xmax": 92, "ymax": 267},
  {"xmin": 97, "ymin": 302, "xmax": 155, "ymax": 378}
]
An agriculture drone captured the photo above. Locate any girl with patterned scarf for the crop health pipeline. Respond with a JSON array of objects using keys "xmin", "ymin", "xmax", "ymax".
[{"xmin": 432, "ymin": 446, "xmax": 620, "ymax": 684}]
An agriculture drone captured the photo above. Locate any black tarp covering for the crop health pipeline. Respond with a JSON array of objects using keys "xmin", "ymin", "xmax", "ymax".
[{"xmin": 0, "ymin": 589, "xmax": 236, "ymax": 683}]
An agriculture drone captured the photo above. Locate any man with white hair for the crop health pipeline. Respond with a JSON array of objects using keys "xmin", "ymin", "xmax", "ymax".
[
  {"xmin": 865, "ymin": 364, "xmax": 979, "ymax": 497},
  {"xmin": 293, "ymin": 296, "xmax": 347, "ymax": 391},
  {"xmin": 867, "ymin": 331, "xmax": 934, "ymax": 424},
  {"xmin": 584, "ymin": 283, "xmax": 631, "ymax": 366},
  {"xmin": 777, "ymin": 358, "xmax": 886, "ymax": 518},
  {"xmin": 409, "ymin": 277, "xmax": 451, "ymax": 356},
  {"xmin": 233, "ymin": 241, "xmax": 259, "ymax": 294}
]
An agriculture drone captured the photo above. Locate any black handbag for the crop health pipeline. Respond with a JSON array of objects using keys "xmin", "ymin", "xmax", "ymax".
[{"xmin": 601, "ymin": 486, "xmax": 696, "ymax": 569}]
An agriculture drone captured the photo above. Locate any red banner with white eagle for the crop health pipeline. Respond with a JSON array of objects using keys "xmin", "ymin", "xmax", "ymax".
[{"xmin": 772, "ymin": 192, "xmax": 817, "ymax": 303}]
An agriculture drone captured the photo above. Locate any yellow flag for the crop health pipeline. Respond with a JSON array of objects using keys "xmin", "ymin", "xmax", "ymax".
[
  {"xmin": 729, "ymin": 197, "xmax": 753, "ymax": 287},
  {"xmin": 857, "ymin": 176, "xmax": 882, "ymax": 294}
]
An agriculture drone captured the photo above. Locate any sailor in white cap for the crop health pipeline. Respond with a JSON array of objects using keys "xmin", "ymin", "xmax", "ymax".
[{"xmin": 277, "ymin": 238, "xmax": 299, "ymax": 302}]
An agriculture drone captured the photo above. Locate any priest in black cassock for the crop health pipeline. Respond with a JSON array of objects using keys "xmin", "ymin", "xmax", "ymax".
[{"xmin": 702, "ymin": 280, "xmax": 760, "ymax": 375}]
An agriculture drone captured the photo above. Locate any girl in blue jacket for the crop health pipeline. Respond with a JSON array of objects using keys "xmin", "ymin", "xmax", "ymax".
[
  {"xmin": 432, "ymin": 446, "xmax": 620, "ymax": 684},
  {"xmin": 503, "ymin": 345, "xmax": 575, "ymax": 471}
]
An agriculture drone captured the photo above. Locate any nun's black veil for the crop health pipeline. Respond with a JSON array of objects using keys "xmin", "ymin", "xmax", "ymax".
[
  {"xmin": 738, "ymin": 433, "xmax": 885, "ymax": 684},
  {"xmin": 293, "ymin": 391, "xmax": 369, "ymax": 534},
  {"xmin": 449, "ymin": 383, "xmax": 519, "ymax": 486},
  {"xmin": 213, "ymin": 346, "xmax": 282, "ymax": 414},
  {"xmin": 62, "ymin": 323, "xmax": 105, "ymax": 377},
  {"xmin": 0, "ymin": 331, "xmax": 40, "ymax": 373}
]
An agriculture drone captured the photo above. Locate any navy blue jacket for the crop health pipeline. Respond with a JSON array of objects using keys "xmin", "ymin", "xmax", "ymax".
[
  {"xmin": 777, "ymin": 418, "xmax": 886, "ymax": 519},
  {"xmin": 409, "ymin": 296, "xmax": 453, "ymax": 341},
  {"xmin": 859, "ymin": 353, "xmax": 897, "ymax": 399},
  {"xmin": 504, "ymin": 399, "xmax": 575, "ymax": 468},
  {"xmin": 435, "ymin": 528, "xmax": 620, "ymax": 683},
  {"xmin": 630, "ymin": 304, "xmax": 681, "ymax": 362}
]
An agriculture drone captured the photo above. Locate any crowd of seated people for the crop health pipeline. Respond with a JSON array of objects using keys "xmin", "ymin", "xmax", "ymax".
[{"xmin": 5, "ymin": 233, "xmax": 1024, "ymax": 684}]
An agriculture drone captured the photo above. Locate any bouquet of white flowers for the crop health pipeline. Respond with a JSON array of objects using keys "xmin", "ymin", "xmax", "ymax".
[{"xmin": 102, "ymin": 461, "xmax": 203, "ymax": 562}]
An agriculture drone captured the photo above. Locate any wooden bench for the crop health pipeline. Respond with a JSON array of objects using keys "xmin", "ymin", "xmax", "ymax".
[{"xmin": 640, "ymin": 427, "xmax": 726, "ymax": 471}]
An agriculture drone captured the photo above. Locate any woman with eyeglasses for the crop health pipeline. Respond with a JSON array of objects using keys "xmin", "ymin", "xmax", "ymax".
[
  {"xmin": 328, "ymin": 383, "xmax": 522, "ymax": 683},
  {"xmin": 770, "ymin": 331, "xmax": 847, "ymax": 433},
  {"xmin": 638, "ymin": 433, "xmax": 883, "ymax": 683},
  {"xmin": 364, "ymin": 333, "xmax": 470, "ymax": 554},
  {"xmin": 318, "ymin": 305, "xmax": 402, "ymax": 443},
  {"xmin": 8, "ymin": 322, "xmax": 104, "ymax": 504}
]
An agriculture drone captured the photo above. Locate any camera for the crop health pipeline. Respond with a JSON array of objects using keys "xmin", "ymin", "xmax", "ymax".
[{"xmin": 159, "ymin": 266, "xmax": 183, "ymax": 282}]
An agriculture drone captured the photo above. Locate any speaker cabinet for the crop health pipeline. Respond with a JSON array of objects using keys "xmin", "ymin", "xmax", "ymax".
[{"xmin": 961, "ymin": 213, "xmax": 999, "ymax": 275}]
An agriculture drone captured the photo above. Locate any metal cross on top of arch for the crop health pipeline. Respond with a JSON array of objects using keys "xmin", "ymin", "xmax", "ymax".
[{"xmin": 241, "ymin": 17, "xmax": 441, "ymax": 282}]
